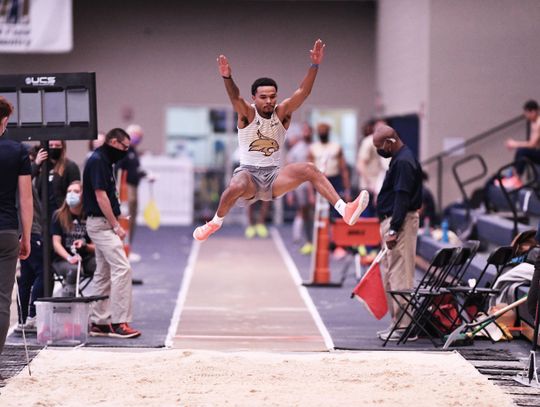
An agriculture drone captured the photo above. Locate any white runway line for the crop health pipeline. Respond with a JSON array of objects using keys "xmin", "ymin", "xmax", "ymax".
[
  {"xmin": 174, "ymin": 334, "xmax": 323, "ymax": 341},
  {"xmin": 271, "ymin": 227, "xmax": 335, "ymax": 350},
  {"xmin": 165, "ymin": 240, "xmax": 200, "ymax": 348}
]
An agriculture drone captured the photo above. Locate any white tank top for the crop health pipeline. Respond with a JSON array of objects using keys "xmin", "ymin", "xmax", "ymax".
[{"xmin": 238, "ymin": 106, "xmax": 286, "ymax": 167}]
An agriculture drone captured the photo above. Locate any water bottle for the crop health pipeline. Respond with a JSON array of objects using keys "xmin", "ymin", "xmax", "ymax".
[{"xmin": 441, "ymin": 218, "xmax": 449, "ymax": 243}]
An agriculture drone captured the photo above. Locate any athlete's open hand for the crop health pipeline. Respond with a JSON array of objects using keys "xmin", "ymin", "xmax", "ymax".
[
  {"xmin": 310, "ymin": 39, "xmax": 325, "ymax": 65},
  {"xmin": 217, "ymin": 55, "xmax": 232, "ymax": 78}
]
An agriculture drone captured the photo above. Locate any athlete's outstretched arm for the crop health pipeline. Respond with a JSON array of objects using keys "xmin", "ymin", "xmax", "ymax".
[
  {"xmin": 279, "ymin": 39, "xmax": 325, "ymax": 115},
  {"xmin": 217, "ymin": 55, "xmax": 253, "ymax": 126}
]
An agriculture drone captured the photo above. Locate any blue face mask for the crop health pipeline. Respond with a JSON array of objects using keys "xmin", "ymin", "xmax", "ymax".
[{"xmin": 66, "ymin": 191, "xmax": 81, "ymax": 208}]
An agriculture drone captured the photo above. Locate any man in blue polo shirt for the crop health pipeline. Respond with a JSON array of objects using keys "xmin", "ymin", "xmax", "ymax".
[
  {"xmin": 373, "ymin": 124, "xmax": 423, "ymax": 342},
  {"xmin": 0, "ymin": 96, "xmax": 33, "ymax": 360},
  {"xmin": 83, "ymin": 128, "xmax": 140, "ymax": 339}
]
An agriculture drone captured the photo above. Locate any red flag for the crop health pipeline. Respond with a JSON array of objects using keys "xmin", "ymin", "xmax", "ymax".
[{"xmin": 351, "ymin": 250, "xmax": 388, "ymax": 319}]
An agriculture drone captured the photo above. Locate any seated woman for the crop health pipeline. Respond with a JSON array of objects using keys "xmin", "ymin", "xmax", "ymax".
[{"xmin": 51, "ymin": 181, "xmax": 96, "ymax": 297}]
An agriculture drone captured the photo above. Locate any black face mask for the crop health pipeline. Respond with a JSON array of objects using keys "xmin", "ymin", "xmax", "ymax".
[
  {"xmin": 377, "ymin": 148, "xmax": 392, "ymax": 159},
  {"xmin": 319, "ymin": 133, "xmax": 329, "ymax": 143},
  {"xmin": 103, "ymin": 143, "xmax": 128, "ymax": 163},
  {"xmin": 49, "ymin": 148, "xmax": 62, "ymax": 161}
]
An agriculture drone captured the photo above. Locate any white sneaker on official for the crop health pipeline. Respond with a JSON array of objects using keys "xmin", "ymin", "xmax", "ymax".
[
  {"xmin": 376, "ymin": 326, "xmax": 393, "ymax": 336},
  {"xmin": 378, "ymin": 329, "xmax": 418, "ymax": 342}
]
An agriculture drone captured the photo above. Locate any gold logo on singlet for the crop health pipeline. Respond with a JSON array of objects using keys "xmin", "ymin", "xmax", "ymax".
[{"xmin": 248, "ymin": 130, "xmax": 279, "ymax": 157}]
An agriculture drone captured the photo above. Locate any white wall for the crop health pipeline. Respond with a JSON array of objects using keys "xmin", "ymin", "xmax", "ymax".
[
  {"xmin": 377, "ymin": 0, "xmax": 540, "ymax": 207},
  {"xmin": 429, "ymin": 0, "xmax": 540, "ymax": 206},
  {"xmin": 1, "ymin": 1, "xmax": 376, "ymax": 167},
  {"xmin": 429, "ymin": 0, "xmax": 540, "ymax": 152},
  {"xmin": 376, "ymin": 0, "xmax": 429, "ymax": 120}
]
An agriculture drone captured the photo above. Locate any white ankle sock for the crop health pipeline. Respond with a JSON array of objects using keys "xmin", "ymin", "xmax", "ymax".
[
  {"xmin": 334, "ymin": 199, "xmax": 346, "ymax": 217},
  {"xmin": 212, "ymin": 214, "xmax": 224, "ymax": 226}
]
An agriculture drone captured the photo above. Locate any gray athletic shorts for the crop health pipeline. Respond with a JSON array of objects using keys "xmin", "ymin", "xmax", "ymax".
[{"xmin": 233, "ymin": 165, "xmax": 280, "ymax": 206}]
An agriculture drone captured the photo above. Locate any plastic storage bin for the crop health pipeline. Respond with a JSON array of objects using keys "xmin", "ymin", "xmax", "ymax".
[{"xmin": 36, "ymin": 299, "xmax": 90, "ymax": 346}]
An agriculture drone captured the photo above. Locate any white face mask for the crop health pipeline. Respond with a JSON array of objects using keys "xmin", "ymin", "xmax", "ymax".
[{"xmin": 66, "ymin": 191, "xmax": 81, "ymax": 208}]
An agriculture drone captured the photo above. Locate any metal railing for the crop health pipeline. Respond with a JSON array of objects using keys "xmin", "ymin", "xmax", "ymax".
[{"xmin": 421, "ymin": 115, "xmax": 525, "ymax": 213}]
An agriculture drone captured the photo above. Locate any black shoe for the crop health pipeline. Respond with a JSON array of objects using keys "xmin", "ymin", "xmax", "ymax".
[
  {"xmin": 89, "ymin": 323, "xmax": 114, "ymax": 337},
  {"xmin": 109, "ymin": 323, "xmax": 141, "ymax": 339}
]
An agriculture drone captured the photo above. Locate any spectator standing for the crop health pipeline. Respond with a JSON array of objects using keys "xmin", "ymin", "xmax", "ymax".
[
  {"xmin": 373, "ymin": 125, "xmax": 423, "ymax": 342},
  {"xmin": 83, "ymin": 128, "xmax": 140, "ymax": 339},
  {"xmin": 34, "ymin": 139, "xmax": 80, "ymax": 219},
  {"xmin": 287, "ymin": 122, "xmax": 315, "ymax": 254},
  {"xmin": 0, "ymin": 97, "xmax": 32, "ymax": 360},
  {"xmin": 356, "ymin": 119, "xmax": 389, "ymax": 204},
  {"xmin": 309, "ymin": 123, "xmax": 351, "ymax": 218},
  {"xmin": 245, "ymin": 201, "xmax": 271, "ymax": 239}
]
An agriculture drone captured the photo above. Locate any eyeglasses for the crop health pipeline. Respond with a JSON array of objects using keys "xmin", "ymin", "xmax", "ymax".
[{"xmin": 116, "ymin": 139, "xmax": 130, "ymax": 151}]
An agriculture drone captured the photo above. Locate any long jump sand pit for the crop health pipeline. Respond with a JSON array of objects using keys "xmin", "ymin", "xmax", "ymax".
[{"xmin": 1, "ymin": 349, "xmax": 513, "ymax": 406}]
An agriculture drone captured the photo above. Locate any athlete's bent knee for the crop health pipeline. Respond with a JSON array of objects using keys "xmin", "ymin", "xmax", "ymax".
[
  {"xmin": 227, "ymin": 179, "xmax": 249, "ymax": 197},
  {"xmin": 303, "ymin": 162, "xmax": 320, "ymax": 180}
]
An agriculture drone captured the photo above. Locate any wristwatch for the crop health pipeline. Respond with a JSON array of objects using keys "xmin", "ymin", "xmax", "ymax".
[{"xmin": 388, "ymin": 229, "xmax": 398, "ymax": 237}]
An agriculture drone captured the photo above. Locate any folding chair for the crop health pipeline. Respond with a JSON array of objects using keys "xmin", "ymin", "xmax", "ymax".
[
  {"xmin": 382, "ymin": 247, "xmax": 458, "ymax": 347},
  {"xmin": 446, "ymin": 245, "xmax": 514, "ymax": 335},
  {"xmin": 445, "ymin": 240, "xmax": 481, "ymax": 287},
  {"xmin": 397, "ymin": 242, "xmax": 481, "ymax": 345},
  {"xmin": 52, "ymin": 261, "xmax": 94, "ymax": 297}
]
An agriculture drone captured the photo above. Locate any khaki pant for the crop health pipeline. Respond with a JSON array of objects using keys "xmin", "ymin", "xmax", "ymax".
[
  {"xmin": 380, "ymin": 212, "xmax": 419, "ymax": 329},
  {"xmin": 87, "ymin": 217, "xmax": 133, "ymax": 324}
]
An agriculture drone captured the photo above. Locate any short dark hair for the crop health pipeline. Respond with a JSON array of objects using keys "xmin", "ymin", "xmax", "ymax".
[
  {"xmin": 105, "ymin": 128, "xmax": 130, "ymax": 143},
  {"xmin": 523, "ymin": 99, "xmax": 539, "ymax": 111},
  {"xmin": 251, "ymin": 77, "xmax": 278, "ymax": 96},
  {"xmin": 0, "ymin": 96, "xmax": 13, "ymax": 120}
]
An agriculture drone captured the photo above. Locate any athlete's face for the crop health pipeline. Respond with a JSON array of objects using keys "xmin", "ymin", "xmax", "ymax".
[{"xmin": 253, "ymin": 86, "xmax": 277, "ymax": 116}]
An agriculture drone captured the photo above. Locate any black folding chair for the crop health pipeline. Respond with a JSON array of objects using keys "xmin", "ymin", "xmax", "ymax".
[
  {"xmin": 445, "ymin": 245, "xmax": 513, "ymax": 338},
  {"xmin": 445, "ymin": 240, "xmax": 481, "ymax": 287},
  {"xmin": 382, "ymin": 247, "xmax": 458, "ymax": 347},
  {"xmin": 52, "ymin": 262, "xmax": 94, "ymax": 297},
  {"xmin": 397, "ymin": 242, "xmax": 481, "ymax": 345}
]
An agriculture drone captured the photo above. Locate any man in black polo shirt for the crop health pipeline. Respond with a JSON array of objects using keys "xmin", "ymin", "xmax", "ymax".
[
  {"xmin": 0, "ymin": 97, "xmax": 33, "ymax": 359},
  {"xmin": 83, "ymin": 128, "xmax": 140, "ymax": 339},
  {"xmin": 373, "ymin": 124, "xmax": 422, "ymax": 342}
]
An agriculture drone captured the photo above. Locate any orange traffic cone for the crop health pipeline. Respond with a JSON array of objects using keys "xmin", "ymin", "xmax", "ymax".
[
  {"xmin": 304, "ymin": 193, "xmax": 341, "ymax": 287},
  {"xmin": 312, "ymin": 217, "xmax": 330, "ymax": 284}
]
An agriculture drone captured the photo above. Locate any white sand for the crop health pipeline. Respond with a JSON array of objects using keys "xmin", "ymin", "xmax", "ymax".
[{"xmin": 0, "ymin": 349, "xmax": 513, "ymax": 407}]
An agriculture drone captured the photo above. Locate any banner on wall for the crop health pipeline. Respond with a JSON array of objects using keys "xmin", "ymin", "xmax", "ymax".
[{"xmin": 0, "ymin": 0, "xmax": 72, "ymax": 53}]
